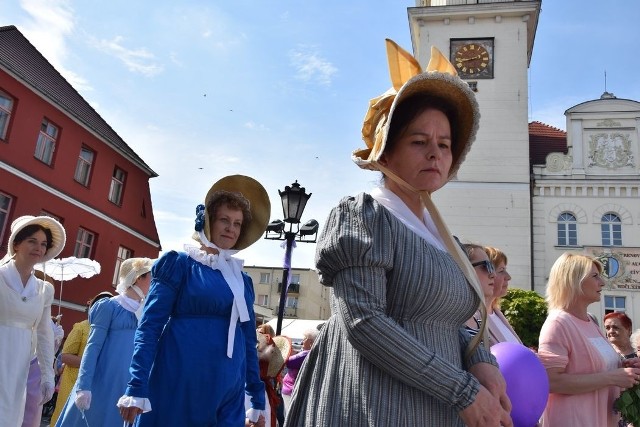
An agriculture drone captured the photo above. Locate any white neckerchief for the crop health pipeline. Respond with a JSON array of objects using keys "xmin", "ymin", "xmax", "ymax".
[
  {"xmin": 0, "ymin": 260, "xmax": 38, "ymax": 299},
  {"xmin": 370, "ymin": 186, "xmax": 446, "ymax": 251},
  {"xmin": 185, "ymin": 231, "xmax": 249, "ymax": 358},
  {"xmin": 114, "ymin": 294, "xmax": 140, "ymax": 314},
  {"xmin": 127, "ymin": 285, "xmax": 146, "ymax": 322}
]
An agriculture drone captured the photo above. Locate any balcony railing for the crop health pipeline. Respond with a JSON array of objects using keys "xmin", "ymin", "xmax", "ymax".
[
  {"xmin": 272, "ymin": 307, "xmax": 298, "ymax": 317},
  {"xmin": 277, "ymin": 282, "xmax": 300, "ymax": 293}
]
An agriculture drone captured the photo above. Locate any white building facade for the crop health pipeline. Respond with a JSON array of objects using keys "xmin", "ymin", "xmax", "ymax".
[
  {"xmin": 407, "ymin": 0, "xmax": 541, "ymax": 289},
  {"xmin": 403, "ymin": 1, "xmax": 640, "ymax": 325},
  {"xmin": 532, "ymin": 95, "xmax": 640, "ymax": 321}
]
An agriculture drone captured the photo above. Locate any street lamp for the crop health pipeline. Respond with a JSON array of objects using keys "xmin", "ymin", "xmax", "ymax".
[{"xmin": 264, "ymin": 181, "xmax": 319, "ymax": 335}]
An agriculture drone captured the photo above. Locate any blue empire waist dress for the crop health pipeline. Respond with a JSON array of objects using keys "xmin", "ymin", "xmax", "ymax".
[
  {"xmin": 56, "ymin": 297, "xmax": 138, "ymax": 426},
  {"xmin": 125, "ymin": 250, "xmax": 264, "ymax": 427}
]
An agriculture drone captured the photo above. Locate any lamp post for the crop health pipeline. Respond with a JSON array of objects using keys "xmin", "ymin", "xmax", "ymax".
[{"xmin": 264, "ymin": 181, "xmax": 319, "ymax": 335}]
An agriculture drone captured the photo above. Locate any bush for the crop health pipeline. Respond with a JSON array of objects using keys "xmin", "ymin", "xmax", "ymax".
[{"xmin": 499, "ymin": 288, "xmax": 548, "ymax": 349}]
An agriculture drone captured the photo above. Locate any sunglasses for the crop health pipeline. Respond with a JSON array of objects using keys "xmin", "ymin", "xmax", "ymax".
[{"xmin": 472, "ymin": 260, "xmax": 495, "ymax": 275}]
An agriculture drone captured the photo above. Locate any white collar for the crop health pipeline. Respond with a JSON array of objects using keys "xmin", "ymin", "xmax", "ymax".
[{"xmin": 369, "ymin": 186, "xmax": 446, "ymax": 251}]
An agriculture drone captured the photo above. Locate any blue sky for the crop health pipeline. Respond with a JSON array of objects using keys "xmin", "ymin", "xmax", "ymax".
[{"xmin": 1, "ymin": 0, "xmax": 638, "ymax": 269}]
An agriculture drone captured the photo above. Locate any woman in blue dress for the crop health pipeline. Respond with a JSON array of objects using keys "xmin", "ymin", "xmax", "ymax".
[
  {"xmin": 56, "ymin": 257, "xmax": 154, "ymax": 427},
  {"xmin": 118, "ymin": 175, "xmax": 270, "ymax": 427}
]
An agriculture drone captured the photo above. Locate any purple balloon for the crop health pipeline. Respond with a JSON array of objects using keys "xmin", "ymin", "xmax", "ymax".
[{"xmin": 491, "ymin": 342, "xmax": 549, "ymax": 427}]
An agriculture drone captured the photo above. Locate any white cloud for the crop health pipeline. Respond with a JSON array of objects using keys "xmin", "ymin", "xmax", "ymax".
[
  {"xmin": 15, "ymin": 0, "xmax": 92, "ymax": 91},
  {"xmin": 289, "ymin": 46, "xmax": 337, "ymax": 87},
  {"xmin": 244, "ymin": 121, "xmax": 270, "ymax": 131},
  {"xmin": 92, "ymin": 36, "xmax": 163, "ymax": 77}
]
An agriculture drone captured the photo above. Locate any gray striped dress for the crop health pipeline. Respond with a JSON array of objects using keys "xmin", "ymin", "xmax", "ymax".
[{"xmin": 284, "ymin": 193, "xmax": 495, "ymax": 427}]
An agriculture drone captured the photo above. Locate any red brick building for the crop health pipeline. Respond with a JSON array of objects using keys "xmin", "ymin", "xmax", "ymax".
[{"xmin": 0, "ymin": 25, "xmax": 161, "ymax": 328}]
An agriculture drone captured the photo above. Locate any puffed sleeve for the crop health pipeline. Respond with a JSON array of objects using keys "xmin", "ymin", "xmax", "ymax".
[
  {"xmin": 125, "ymin": 251, "xmax": 184, "ymax": 398},
  {"xmin": 76, "ymin": 298, "xmax": 114, "ymax": 390},
  {"xmin": 35, "ymin": 281, "xmax": 55, "ymax": 387},
  {"xmin": 241, "ymin": 273, "xmax": 266, "ymax": 410},
  {"xmin": 316, "ymin": 193, "xmax": 481, "ymax": 411},
  {"xmin": 61, "ymin": 321, "xmax": 85, "ymax": 356}
]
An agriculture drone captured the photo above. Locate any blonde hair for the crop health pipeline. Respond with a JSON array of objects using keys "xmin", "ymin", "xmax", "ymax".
[
  {"xmin": 462, "ymin": 243, "xmax": 485, "ymax": 261},
  {"xmin": 484, "ymin": 246, "xmax": 508, "ymax": 310},
  {"xmin": 546, "ymin": 253, "xmax": 603, "ymax": 310}
]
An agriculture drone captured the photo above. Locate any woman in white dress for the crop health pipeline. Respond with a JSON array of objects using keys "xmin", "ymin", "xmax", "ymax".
[{"xmin": 0, "ymin": 215, "xmax": 66, "ymax": 426}]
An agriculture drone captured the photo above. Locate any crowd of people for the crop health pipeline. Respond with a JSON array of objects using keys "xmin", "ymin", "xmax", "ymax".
[{"xmin": 1, "ymin": 39, "xmax": 639, "ymax": 427}]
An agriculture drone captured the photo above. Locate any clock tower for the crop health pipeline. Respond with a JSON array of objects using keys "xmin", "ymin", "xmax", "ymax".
[{"xmin": 407, "ymin": 1, "xmax": 542, "ymax": 288}]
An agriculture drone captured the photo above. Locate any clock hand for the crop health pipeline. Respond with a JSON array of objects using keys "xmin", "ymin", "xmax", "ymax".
[{"xmin": 457, "ymin": 55, "xmax": 482, "ymax": 62}]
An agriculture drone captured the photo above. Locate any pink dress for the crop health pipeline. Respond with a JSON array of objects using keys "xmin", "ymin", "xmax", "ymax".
[{"xmin": 538, "ymin": 309, "xmax": 621, "ymax": 427}]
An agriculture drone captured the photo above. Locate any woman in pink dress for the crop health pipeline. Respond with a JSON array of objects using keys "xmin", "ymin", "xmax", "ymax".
[{"xmin": 538, "ymin": 252, "xmax": 640, "ymax": 426}]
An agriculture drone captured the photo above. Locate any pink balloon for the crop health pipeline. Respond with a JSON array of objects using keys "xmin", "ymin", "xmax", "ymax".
[{"xmin": 491, "ymin": 342, "xmax": 549, "ymax": 427}]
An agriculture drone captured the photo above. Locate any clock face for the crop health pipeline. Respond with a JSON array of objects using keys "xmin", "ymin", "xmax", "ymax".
[{"xmin": 450, "ymin": 39, "xmax": 494, "ymax": 79}]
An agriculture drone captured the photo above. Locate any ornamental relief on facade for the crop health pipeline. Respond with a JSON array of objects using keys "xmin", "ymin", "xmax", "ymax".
[
  {"xmin": 596, "ymin": 118, "xmax": 622, "ymax": 128},
  {"xmin": 587, "ymin": 132, "xmax": 635, "ymax": 169},
  {"xmin": 590, "ymin": 249, "xmax": 640, "ymax": 290},
  {"xmin": 545, "ymin": 152, "xmax": 572, "ymax": 173}
]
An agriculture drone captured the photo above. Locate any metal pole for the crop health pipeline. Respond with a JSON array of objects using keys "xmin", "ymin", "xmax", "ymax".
[{"xmin": 276, "ymin": 231, "xmax": 296, "ymax": 335}]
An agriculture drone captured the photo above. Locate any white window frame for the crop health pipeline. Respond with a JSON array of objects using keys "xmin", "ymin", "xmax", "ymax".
[
  {"xmin": 604, "ymin": 295, "xmax": 626, "ymax": 314},
  {"xmin": 35, "ymin": 119, "xmax": 58, "ymax": 165},
  {"xmin": 257, "ymin": 294, "xmax": 269, "ymax": 306},
  {"xmin": 601, "ymin": 213, "xmax": 622, "ymax": 246},
  {"xmin": 557, "ymin": 212, "xmax": 577, "ymax": 246},
  {"xmin": 259, "ymin": 272, "xmax": 270, "ymax": 284},
  {"xmin": 0, "ymin": 90, "xmax": 14, "ymax": 140},
  {"xmin": 109, "ymin": 167, "xmax": 126, "ymax": 205},
  {"xmin": 113, "ymin": 246, "xmax": 132, "ymax": 287},
  {"xmin": 285, "ymin": 296, "xmax": 298, "ymax": 308},
  {"xmin": 74, "ymin": 146, "xmax": 94, "ymax": 186},
  {"xmin": 74, "ymin": 227, "xmax": 95, "ymax": 258},
  {"xmin": 0, "ymin": 192, "xmax": 13, "ymax": 244}
]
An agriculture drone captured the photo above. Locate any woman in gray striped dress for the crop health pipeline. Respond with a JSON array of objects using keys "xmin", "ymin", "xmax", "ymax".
[{"xmin": 284, "ymin": 41, "xmax": 512, "ymax": 427}]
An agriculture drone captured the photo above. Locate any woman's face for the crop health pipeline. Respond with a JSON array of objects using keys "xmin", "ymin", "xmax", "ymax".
[
  {"xmin": 13, "ymin": 229, "xmax": 48, "ymax": 266},
  {"xmin": 209, "ymin": 203, "xmax": 244, "ymax": 249},
  {"xmin": 470, "ymin": 250, "xmax": 495, "ymax": 300},
  {"xmin": 380, "ymin": 108, "xmax": 453, "ymax": 193},
  {"xmin": 492, "ymin": 261, "xmax": 511, "ymax": 299},
  {"xmin": 135, "ymin": 273, "xmax": 152, "ymax": 296},
  {"xmin": 579, "ymin": 263, "xmax": 604, "ymax": 305},
  {"xmin": 605, "ymin": 317, "xmax": 631, "ymax": 347}
]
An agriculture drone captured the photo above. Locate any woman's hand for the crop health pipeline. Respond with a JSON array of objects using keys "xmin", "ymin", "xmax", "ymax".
[
  {"xmin": 612, "ymin": 367, "xmax": 640, "ymax": 389},
  {"xmin": 623, "ymin": 357, "xmax": 640, "ymax": 369},
  {"xmin": 461, "ymin": 362, "xmax": 512, "ymax": 426},
  {"xmin": 119, "ymin": 406, "xmax": 143, "ymax": 424},
  {"xmin": 469, "ymin": 362, "xmax": 512, "ymax": 413},
  {"xmin": 459, "ymin": 385, "xmax": 513, "ymax": 427},
  {"xmin": 245, "ymin": 415, "xmax": 265, "ymax": 427}
]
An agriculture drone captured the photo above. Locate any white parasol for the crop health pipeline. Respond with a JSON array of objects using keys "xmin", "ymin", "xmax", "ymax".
[{"xmin": 35, "ymin": 256, "xmax": 101, "ymax": 316}]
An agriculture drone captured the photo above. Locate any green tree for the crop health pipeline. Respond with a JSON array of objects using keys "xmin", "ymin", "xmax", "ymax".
[{"xmin": 499, "ymin": 288, "xmax": 548, "ymax": 349}]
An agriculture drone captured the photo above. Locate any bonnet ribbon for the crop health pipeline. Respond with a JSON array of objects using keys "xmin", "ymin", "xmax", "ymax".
[{"xmin": 198, "ymin": 230, "xmax": 250, "ymax": 358}]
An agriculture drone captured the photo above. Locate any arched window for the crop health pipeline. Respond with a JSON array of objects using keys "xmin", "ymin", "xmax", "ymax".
[
  {"xmin": 557, "ymin": 212, "xmax": 577, "ymax": 246},
  {"xmin": 601, "ymin": 213, "xmax": 622, "ymax": 246}
]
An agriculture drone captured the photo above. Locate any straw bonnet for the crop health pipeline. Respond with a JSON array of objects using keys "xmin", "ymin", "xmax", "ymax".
[
  {"xmin": 354, "ymin": 39, "xmax": 480, "ymax": 179},
  {"xmin": 3, "ymin": 215, "xmax": 66, "ymax": 264},
  {"xmin": 116, "ymin": 257, "xmax": 155, "ymax": 294},
  {"xmin": 87, "ymin": 291, "xmax": 113, "ymax": 311},
  {"xmin": 257, "ymin": 333, "xmax": 292, "ymax": 378},
  {"xmin": 193, "ymin": 175, "xmax": 270, "ymax": 251}
]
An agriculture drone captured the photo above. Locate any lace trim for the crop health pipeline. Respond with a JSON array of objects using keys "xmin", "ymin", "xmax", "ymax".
[{"xmin": 183, "ymin": 244, "xmax": 220, "ymax": 269}]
